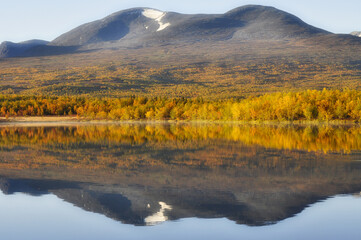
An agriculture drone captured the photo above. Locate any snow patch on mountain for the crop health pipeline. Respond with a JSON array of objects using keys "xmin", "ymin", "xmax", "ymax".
[
  {"xmin": 142, "ymin": 9, "xmax": 171, "ymax": 32},
  {"xmin": 142, "ymin": 9, "xmax": 164, "ymax": 19},
  {"xmin": 351, "ymin": 31, "xmax": 361, "ymax": 37}
]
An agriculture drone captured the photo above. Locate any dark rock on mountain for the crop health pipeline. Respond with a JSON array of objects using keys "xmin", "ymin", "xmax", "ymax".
[{"xmin": 23, "ymin": 45, "xmax": 80, "ymax": 57}]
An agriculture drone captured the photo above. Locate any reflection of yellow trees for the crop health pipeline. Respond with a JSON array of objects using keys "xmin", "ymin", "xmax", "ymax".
[
  {"xmin": 2, "ymin": 90, "xmax": 361, "ymax": 121},
  {"xmin": 234, "ymin": 126, "xmax": 361, "ymax": 153},
  {"xmin": 0, "ymin": 124, "xmax": 359, "ymax": 172},
  {"xmin": 1, "ymin": 124, "xmax": 361, "ymax": 153}
]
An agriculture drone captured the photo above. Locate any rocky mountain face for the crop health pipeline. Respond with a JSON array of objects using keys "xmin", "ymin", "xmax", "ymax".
[{"xmin": 1, "ymin": 5, "xmax": 359, "ymax": 58}]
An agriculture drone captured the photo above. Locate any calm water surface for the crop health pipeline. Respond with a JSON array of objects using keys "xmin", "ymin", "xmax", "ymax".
[{"xmin": 0, "ymin": 123, "xmax": 360, "ymax": 239}]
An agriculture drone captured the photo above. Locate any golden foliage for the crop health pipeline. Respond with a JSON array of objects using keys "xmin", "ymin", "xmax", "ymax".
[
  {"xmin": 1, "ymin": 124, "xmax": 361, "ymax": 154},
  {"xmin": 0, "ymin": 124, "xmax": 359, "ymax": 172}
]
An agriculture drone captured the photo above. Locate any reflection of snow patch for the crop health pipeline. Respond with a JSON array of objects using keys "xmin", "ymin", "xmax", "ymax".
[
  {"xmin": 144, "ymin": 201, "xmax": 172, "ymax": 226},
  {"xmin": 142, "ymin": 9, "xmax": 171, "ymax": 32}
]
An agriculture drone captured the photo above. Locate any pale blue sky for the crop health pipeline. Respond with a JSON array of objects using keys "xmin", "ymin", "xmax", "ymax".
[{"xmin": 1, "ymin": 0, "xmax": 360, "ymax": 43}]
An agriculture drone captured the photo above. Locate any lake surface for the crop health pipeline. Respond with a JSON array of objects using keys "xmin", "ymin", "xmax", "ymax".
[{"xmin": 0, "ymin": 123, "xmax": 360, "ymax": 239}]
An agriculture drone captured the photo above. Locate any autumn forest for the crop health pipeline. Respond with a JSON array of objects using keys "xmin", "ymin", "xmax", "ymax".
[{"xmin": 1, "ymin": 89, "xmax": 361, "ymax": 121}]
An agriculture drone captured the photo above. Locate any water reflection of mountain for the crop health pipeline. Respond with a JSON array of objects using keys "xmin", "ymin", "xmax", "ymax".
[
  {"xmin": 0, "ymin": 163, "xmax": 360, "ymax": 227},
  {"xmin": 0, "ymin": 124, "xmax": 360, "ymax": 226}
]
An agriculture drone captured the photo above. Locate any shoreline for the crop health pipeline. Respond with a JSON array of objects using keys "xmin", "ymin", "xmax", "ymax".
[{"xmin": 0, "ymin": 116, "xmax": 360, "ymax": 127}]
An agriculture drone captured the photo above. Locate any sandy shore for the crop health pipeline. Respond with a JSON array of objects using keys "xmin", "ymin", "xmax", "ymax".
[
  {"xmin": 0, "ymin": 116, "xmax": 173, "ymax": 127},
  {"xmin": 0, "ymin": 116, "xmax": 89, "ymax": 126},
  {"xmin": 0, "ymin": 116, "xmax": 80, "ymax": 122}
]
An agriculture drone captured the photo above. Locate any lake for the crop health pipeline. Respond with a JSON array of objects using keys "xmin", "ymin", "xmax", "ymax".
[{"xmin": 0, "ymin": 123, "xmax": 360, "ymax": 239}]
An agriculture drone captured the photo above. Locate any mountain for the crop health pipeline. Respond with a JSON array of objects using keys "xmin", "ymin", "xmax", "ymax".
[
  {"xmin": 50, "ymin": 5, "xmax": 329, "ymax": 49},
  {"xmin": 351, "ymin": 31, "xmax": 361, "ymax": 37},
  {"xmin": 2, "ymin": 5, "xmax": 359, "ymax": 58}
]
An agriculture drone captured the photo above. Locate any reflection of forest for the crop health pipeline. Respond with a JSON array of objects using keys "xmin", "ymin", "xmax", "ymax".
[
  {"xmin": 1, "ymin": 123, "xmax": 361, "ymax": 151},
  {"xmin": 0, "ymin": 124, "xmax": 360, "ymax": 226},
  {"xmin": 0, "ymin": 123, "xmax": 361, "ymax": 170},
  {"xmin": 0, "ymin": 123, "xmax": 360, "ymax": 174}
]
